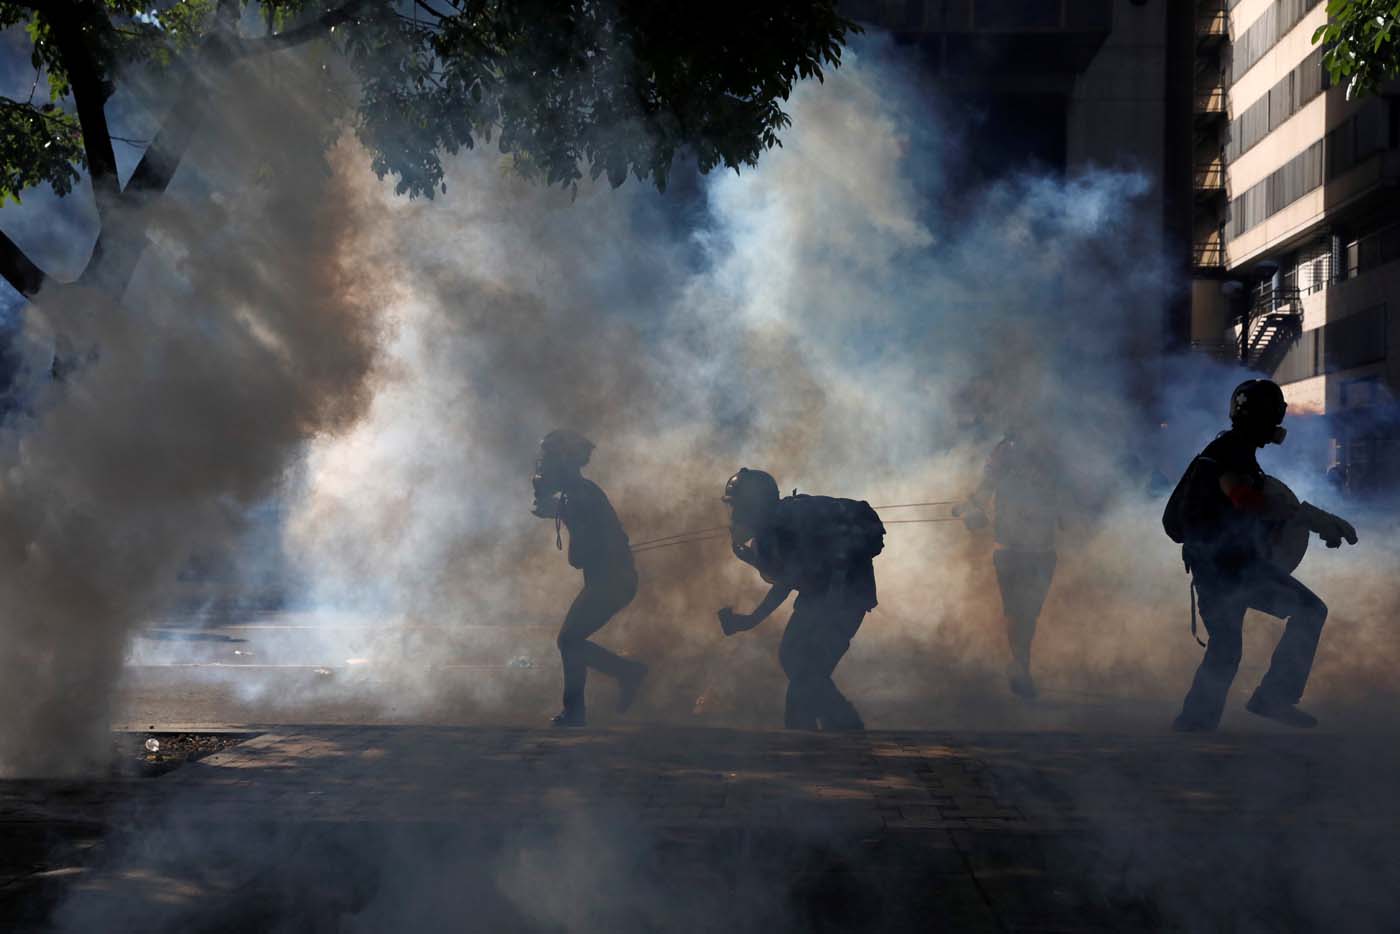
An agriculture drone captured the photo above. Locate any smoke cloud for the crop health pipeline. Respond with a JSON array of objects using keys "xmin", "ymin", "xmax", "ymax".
[
  {"xmin": 2, "ymin": 31, "xmax": 1397, "ymax": 777},
  {"xmin": 0, "ymin": 52, "xmax": 384, "ymax": 774},
  {"xmin": 0, "ymin": 22, "xmax": 1395, "ymax": 934},
  {"xmin": 279, "ymin": 35, "xmax": 1400, "ymax": 733}
]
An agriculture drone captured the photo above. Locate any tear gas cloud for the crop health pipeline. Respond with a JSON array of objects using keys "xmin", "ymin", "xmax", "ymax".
[
  {"xmin": 5, "ymin": 26, "xmax": 1399, "ymax": 934},
  {"xmin": 3, "ymin": 35, "xmax": 1400, "ymax": 779},
  {"xmin": 0, "ymin": 53, "xmax": 384, "ymax": 774},
  {"xmin": 276, "ymin": 38, "xmax": 1400, "ymax": 729}
]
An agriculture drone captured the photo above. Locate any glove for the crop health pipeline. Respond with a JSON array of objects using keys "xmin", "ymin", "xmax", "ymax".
[
  {"xmin": 1299, "ymin": 502, "xmax": 1358, "ymax": 548},
  {"xmin": 717, "ymin": 608, "xmax": 757, "ymax": 636}
]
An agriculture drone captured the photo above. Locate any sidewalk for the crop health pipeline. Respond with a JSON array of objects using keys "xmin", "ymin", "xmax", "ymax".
[{"xmin": 3, "ymin": 725, "xmax": 1398, "ymax": 932}]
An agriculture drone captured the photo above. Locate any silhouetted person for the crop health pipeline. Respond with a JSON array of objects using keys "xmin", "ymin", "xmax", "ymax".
[
  {"xmin": 532, "ymin": 429, "xmax": 646, "ymax": 728},
  {"xmin": 717, "ymin": 468, "xmax": 884, "ymax": 730},
  {"xmin": 958, "ymin": 427, "xmax": 1062, "ymax": 699},
  {"xmin": 1163, "ymin": 380, "xmax": 1357, "ymax": 732}
]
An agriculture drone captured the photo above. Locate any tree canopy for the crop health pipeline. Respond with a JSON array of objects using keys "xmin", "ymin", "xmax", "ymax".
[
  {"xmin": 0, "ymin": 0, "xmax": 858, "ymax": 300},
  {"xmin": 1313, "ymin": 0, "xmax": 1400, "ymax": 99}
]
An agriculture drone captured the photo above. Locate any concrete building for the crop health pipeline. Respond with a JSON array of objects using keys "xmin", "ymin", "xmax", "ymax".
[{"xmin": 1190, "ymin": 0, "xmax": 1400, "ymax": 492}]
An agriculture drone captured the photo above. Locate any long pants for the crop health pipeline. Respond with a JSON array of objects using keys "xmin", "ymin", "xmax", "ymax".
[
  {"xmin": 1178, "ymin": 561, "xmax": 1328, "ymax": 729},
  {"xmin": 993, "ymin": 547, "xmax": 1057, "ymax": 669},
  {"xmin": 558, "ymin": 570, "xmax": 639, "ymax": 714},
  {"xmin": 778, "ymin": 591, "xmax": 866, "ymax": 731}
]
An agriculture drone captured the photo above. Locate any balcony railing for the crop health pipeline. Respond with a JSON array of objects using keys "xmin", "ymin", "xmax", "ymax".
[
  {"xmin": 1194, "ymin": 160, "xmax": 1226, "ymax": 191},
  {"xmin": 1193, "ymin": 241, "xmax": 1225, "ymax": 269},
  {"xmin": 1194, "ymin": 86, "xmax": 1227, "ymax": 114},
  {"xmin": 1247, "ymin": 284, "xmax": 1303, "ymax": 316},
  {"xmin": 1196, "ymin": 1, "xmax": 1228, "ymax": 40}
]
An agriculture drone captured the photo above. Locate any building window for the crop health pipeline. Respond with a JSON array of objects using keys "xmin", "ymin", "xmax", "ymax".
[
  {"xmin": 1352, "ymin": 224, "xmax": 1400, "ymax": 278},
  {"xmin": 1231, "ymin": 0, "xmax": 1324, "ymax": 84},
  {"xmin": 1270, "ymin": 305, "xmax": 1387, "ymax": 384},
  {"xmin": 1274, "ymin": 327, "xmax": 1319, "ymax": 384},
  {"xmin": 1227, "ymin": 100, "xmax": 1393, "ymax": 239},
  {"xmin": 1323, "ymin": 304, "xmax": 1388, "ymax": 373}
]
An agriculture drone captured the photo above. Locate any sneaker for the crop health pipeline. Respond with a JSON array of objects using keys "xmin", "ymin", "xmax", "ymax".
[
  {"xmin": 550, "ymin": 708, "xmax": 586, "ymax": 728},
  {"xmin": 1245, "ymin": 693, "xmax": 1317, "ymax": 729},
  {"xmin": 617, "ymin": 663, "xmax": 648, "ymax": 715}
]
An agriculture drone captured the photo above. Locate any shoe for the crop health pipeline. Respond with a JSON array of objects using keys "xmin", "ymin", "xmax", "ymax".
[
  {"xmin": 1172, "ymin": 713, "xmax": 1215, "ymax": 732},
  {"xmin": 1246, "ymin": 693, "xmax": 1317, "ymax": 729},
  {"xmin": 617, "ymin": 663, "xmax": 648, "ymax": 715},
  {"xmin": 550, "ymin": 708, "xmax": 586, "ymax": 728},
  {"xmin": 1007, "ymin": 661, "xmax": 1037, "ymax": 700}
]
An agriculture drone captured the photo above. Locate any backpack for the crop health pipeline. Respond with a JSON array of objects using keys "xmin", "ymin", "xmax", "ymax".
[
  {"xmin": 1161, "ymin": 458, "xmax": 1201, "ymax": 545},
  {"xmin": 783, "ymin": 494, "xmax": 886, "ymax": 568}
]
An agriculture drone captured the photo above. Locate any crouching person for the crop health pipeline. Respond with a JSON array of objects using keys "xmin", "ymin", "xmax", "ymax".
[{"xmin": 717, "ymin": 468, "xmax": 884, "ymax": 731}]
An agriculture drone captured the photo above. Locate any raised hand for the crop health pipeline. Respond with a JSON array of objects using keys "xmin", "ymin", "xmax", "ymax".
[
  {"xmin": 952, "ymin": 502, "xmax": 989, "ymax": 531},
  {"xmin": 1300, "ymin": 502, "xmax": 1358, "ymax": 548}
]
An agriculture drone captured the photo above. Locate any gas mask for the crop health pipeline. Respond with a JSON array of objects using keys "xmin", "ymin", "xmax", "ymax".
[
  {"xmin": 531, "ymin": 454, "xmax": 562, "ymax": 517},
  {"xmin": 1244, "ymin": 422, "xmax": 1287, "ymax": 447}
]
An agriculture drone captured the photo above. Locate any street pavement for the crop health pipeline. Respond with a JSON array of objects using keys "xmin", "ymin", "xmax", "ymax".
[
  {"xmin": 2, "ymin": 614, "xmax": 1393, "ymax": 931},
  {"xmin": 3, "ymin": 723, "xmax": 1399, "ymax": 933}
]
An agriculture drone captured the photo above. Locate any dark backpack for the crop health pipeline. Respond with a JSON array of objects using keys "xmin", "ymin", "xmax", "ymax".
[
  {"xmin": 1162, "ymin": 457, "xmax": 1204, "ymax": 545},
  {"xmin": 783, "ymin": 494, "xmax": 886, "ymax": 568}
]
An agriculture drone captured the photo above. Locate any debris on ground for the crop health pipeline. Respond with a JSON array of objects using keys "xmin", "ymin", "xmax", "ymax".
[{"xmin": 112, "ymin": 733, "xmax": 253, "ymax": 778}]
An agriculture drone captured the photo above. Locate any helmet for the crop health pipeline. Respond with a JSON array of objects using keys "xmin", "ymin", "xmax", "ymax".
[
  {"xmin": 1229, "ymin": 379, "xmax": 1286, "ymax": 426},
  {"xmin": 1229, "ymin": 379, "xmax": 1287, "ymax": 443},
  {"xmin": 539, "ymin": 429, "xmax": 595, "ymax": 470},
  {"xmin": 722, "ymin": 468, "xmax": 780, "ymax": 513}
]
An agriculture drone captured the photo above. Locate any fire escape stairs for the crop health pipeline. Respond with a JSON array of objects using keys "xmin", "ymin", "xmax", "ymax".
[{"xmin": 1245, "ymin": 291, "xmax": 1304, "ymax": 373}]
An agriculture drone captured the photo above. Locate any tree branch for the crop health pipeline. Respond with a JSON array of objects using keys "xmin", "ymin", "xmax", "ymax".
[
  {"xmin": 0, "ymin": 228, "xmax": 50, "ymax": 299},
  {"xmin": 120, "ymin": 84, "xmax": 200, "ymax": 198},
  {"xmin": 412, "ymin": 0, "xmax": 453, "ymax": 20},
  {"xmin": 227, "ymin": 0, "xmax": 379, "ymax": 56},
  {"xmin": 46, "ymin": 11, "xmax": 121, "ymax": 229}
]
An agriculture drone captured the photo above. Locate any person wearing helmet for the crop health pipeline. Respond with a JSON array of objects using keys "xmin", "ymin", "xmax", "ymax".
[
  {"xmin": 957, "ymin": 426, "xmax": 1063, "ymax": 700},
  {"xmin": 717, "ymin": 468, "xmax": 884, "ymax": 730},
  {"xmin": 1167, "ymin": 380, "xmax": 1357, "ymax": 732},
  {"xmin": 532, "ymin": 429, "xmax": 647, "ymax": 728}
]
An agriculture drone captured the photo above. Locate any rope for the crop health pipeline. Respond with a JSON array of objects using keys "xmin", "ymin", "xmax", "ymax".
[
  {"xmin": 628, "ymin": 525, "xmax": 730, "ymax": 550},
  {"xmin": 626, "ymin": 500, "xmax": 961, "ymax": 552},
  {"xmin": 630, "ymin": 532, "xmax": 730, "ymax": 554},
  {"xmin": 629, "ymin": 514, "xmax": 965, "ymax": 556}
]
